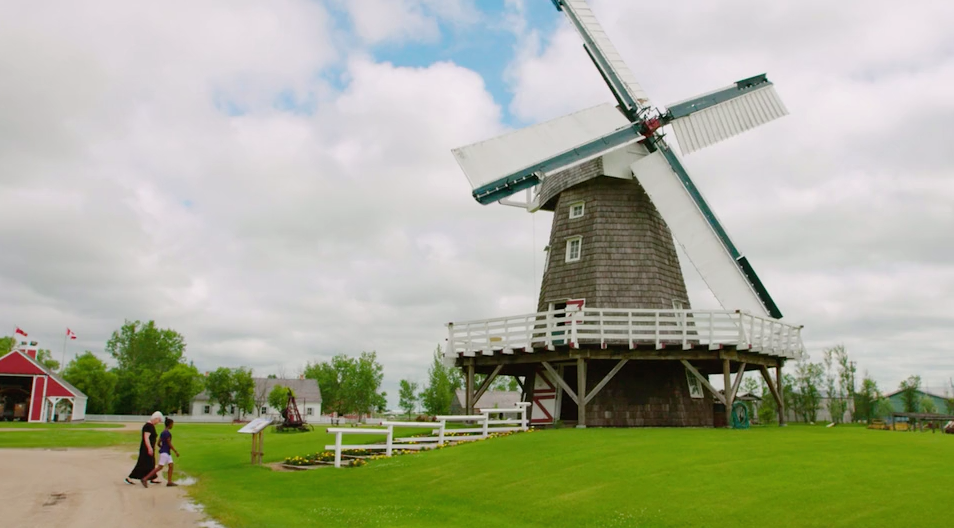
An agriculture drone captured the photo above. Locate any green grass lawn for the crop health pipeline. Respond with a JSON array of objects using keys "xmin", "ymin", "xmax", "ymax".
[
  {"xmin": 0, "ymin": 421, "xmax": 124, "ymax": 429},
  {"xmin": 2, "ymin": 423, "xmax": 952, "ymax": 527}
]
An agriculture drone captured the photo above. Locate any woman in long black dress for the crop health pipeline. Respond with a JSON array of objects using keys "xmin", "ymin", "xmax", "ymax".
[{"xmin": 125, "ymin": 411, "xmax": 163, "ymax": 487}]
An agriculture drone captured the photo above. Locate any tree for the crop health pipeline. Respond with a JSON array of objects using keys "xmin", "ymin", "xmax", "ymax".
[
  {"xmin": 794, "ymin": 360, "xmax": 824, "ymax": 422},
  {"xmin": 875, "ymin": 397, "xmax": 895, "ymax": 419},
  {"xmin": 0, "ymin": 336, "xmax": 15, "ymax": 353},
  {"xmin": 268, "ymin": 385, "xmax": 293, "ymax": 412},
  {"xmin": 854, "ymin": 374, "xmax": 881, "ymax": 423},
  {"xmin": 205, "ymin": 368, "xmax": 235, "ymax": 416},
  {"xmin": 157, "ymin": 363, "xmax": 204, "ymax": 415},
  {"xmin": 62, "ymin": 351, "xmax": 118, "ymax": 414},
  {"xmin": 823, "ymin": 346, "xmax": 849, "ymax": 424},
  {"xmin": 36, "ymin": 349, "xmax": 59, "ymax": 371},
  {"xmin": 304, "ymin": 352, "xmax": 386, "ymax": 417},
  {"xmin": 946, "ymin": 380, "xmax": 954, "ymax": 415},
  {"xmin": 920, "ymin": 395, "xmax": 937, "ymax": 414},
  {"xmin": 898, "ymin": 375, "xmax": 921, "ymax": 413},
  {"xmin": 107, "ymin": 320, "xmax": 187, "ymax": 414},
  {"xmin": 420, "ymin": 346, "xmax": 462, "ymax": 416},
  {"xmin": 233, "ymin": 367, "xmax": 255, "ymax": 417},
  {"xmin": 399, "ymin": 379, "xmax": 419, "ymax": 418}
]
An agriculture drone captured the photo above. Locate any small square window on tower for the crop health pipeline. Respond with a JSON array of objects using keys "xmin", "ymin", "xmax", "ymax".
[
  {"xmin": 569, "ymin": 201, "xmax": 585, "ymax": 219},
  {"xmin": 565, "ymin": 236, "xmax": 582, "ymax": 262}
]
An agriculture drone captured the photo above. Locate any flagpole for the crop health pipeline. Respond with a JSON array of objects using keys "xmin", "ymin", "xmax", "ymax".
[{"xmin": 61, "ymin": 331, "xmax": 68, "ymax": 373}]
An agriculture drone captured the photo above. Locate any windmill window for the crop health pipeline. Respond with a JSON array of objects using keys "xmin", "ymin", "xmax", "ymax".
[
  {"xmin": 569, "ymin": 201, "xmax": 585, "ymax": 219},
  {"xmin": 565, "ymin": 237, "xmax": 582, "ymax": 262}
]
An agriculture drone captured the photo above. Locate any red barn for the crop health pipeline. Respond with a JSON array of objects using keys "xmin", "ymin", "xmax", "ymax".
[{"xmin": 0, "ymin": 348, "xmax": 87, "ymax": 422}]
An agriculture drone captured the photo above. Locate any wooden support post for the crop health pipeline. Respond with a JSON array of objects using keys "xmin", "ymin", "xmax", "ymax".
[
  {"xmin": 474, "ymin": 364, "xmax": 503, "ymax": 402},
  {"xmin": 776, "ymin": 361, "xmax": 786, "ymax": 427},
  {"xmin": 584, "ymin": 359, "xmax": 628, "ymax": 405},
  {"xmin": 257, "ymin": 431, "xmax": 264, "ymax": 464},
  {"xmin": 523, "ymin": 368, "xmax": 536, "ymax": 424},
  {"xmin": 465, "ymin": 363, "xmax": 475, "ymax": 416},
  {"xmin": 541, "ymin": 362, "xmax": 578, "ymax": 404},
  {"xmin": 681, "ymin": 360, "xmax": 726, "ymax": 405},
  {"xmin": 250, "ymin": 432, "xmax": 258, "ymax": 464},
  {"xmin": 723, "ymin": 358, "xmax": 732, "ymax": 428},
  {"xmin": 759, "ymin": 365, "xmax": 784, "ymax": 426},
  {"xmin": 727, "ymin": 362, "xmax": 747, "ymax": 407},
  {"xmin": 577, "ymin": 358, "xmax": 587, "ymax": 428}
]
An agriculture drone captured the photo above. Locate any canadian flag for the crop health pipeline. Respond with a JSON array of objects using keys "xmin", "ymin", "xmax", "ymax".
[
  {"xmin": 66, "ymin": 328, "xmax": 77, "ymax": 340},
  {"xmin": 15, "ymin": 327, "xmax": 27, "ymax": 337}
]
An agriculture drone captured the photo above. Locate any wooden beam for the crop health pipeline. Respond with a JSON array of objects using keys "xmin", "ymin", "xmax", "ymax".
[
  {"xmin": 577, "ymin": 358, "xmax": 587, "ymax": 427},
  {"xmin": 728, "ymin": 362, "xmax": 747, "ymax": 404},
  {"xmin": 583, "ymin": 359, "xmax": 629, "ymax": 405},
  {"xmin": 473, "ymin": 364, "xmax": 503, "ymax": 402},
  {"xmin": 722, "ymin": 359, "xmax": 732, "ymax": 428},
  {"xmin": 541, "ymin": 361, "xmax": 578, "ymax": 404},
  {"xmin": 681, "ymin": 360, "xmax": 726, "ymax": 405},
  {"xmin": 523, "ymin": 368, "xmax": 536, "ymax": 424},
  {"xmin": 465, "ymin": 364, "xmax": 475, "ymax": 415},
  {"xmin": 776, "ymin": 362, "xmax": 786, "ymax": 426},
  {"xmin": 514, "ymin": 376, "xmax": 525, "ymax": 394},
  {"xmin": 759, "ymin": 365, "xmax": 783, "ymax": 425}
]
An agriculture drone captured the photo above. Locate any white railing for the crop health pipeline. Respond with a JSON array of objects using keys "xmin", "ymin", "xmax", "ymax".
[
  {"xmin": 324, "ymin": 403, "xmax": 530, "ymax": 468},
  {"xmin": 446, "ymin": 308, "xmax": 804, "ymax": 360}
]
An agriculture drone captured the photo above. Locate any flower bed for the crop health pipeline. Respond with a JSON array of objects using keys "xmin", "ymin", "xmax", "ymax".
[{"xmin": 281, "ymin": 428, "xmax": 534, "ymax": 469}]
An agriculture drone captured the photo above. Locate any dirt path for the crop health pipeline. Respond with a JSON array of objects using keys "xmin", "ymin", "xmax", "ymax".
[{"xmin": 0, "ymin": 448, "xmax": 208, "ymax": 527}]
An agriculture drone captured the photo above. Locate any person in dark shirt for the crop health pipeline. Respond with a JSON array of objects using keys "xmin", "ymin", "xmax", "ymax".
[
  {"xmin": 126, "ymin": 411, "xmax": 163, "ymax": 487},
  {"xmin": 144, "ymin": 417, "xmax": 180, "ymax": 486}
]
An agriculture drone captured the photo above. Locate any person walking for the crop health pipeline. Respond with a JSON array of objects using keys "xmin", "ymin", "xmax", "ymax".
[
  {"xmin": 143, "ymin": 418, "xmax": 180, "ymax": 486},
  {"xmin": 125, "ymin": 411, "xmax": 163, "ymax": 487}
]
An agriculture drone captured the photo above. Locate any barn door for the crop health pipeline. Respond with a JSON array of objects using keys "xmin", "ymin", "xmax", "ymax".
[{"xmin": 531, "ymin": 367, "xmax": 557, "ymax": 425}]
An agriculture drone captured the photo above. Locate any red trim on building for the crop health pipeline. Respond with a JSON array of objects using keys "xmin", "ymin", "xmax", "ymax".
[
  {"xmin": 45, "ymin": 377, "xmax": 74, "ymax": 398},
  {"xmin": 30, "ymin": 377, "xmax": 46, "ymax": 421}
]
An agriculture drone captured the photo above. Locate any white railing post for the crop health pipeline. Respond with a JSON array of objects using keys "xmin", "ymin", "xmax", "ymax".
[
  {"xmin": 735, "ymin": 311, "xmax": 745, "ymax": 347},
  {"xmin": 481, "ymin": 412, "xmax": 490, "ymax": 438},
  {"xmin": 628, "ymin": 311, "xmax": 634, "ymax": 349},
  {"xmin": 465, "ymin": 324, "xmax": 472, "ymax": 356},
  {"xmin": 681, "ymin": 309, "xmax": 689, "ymax": 349},
  {"xmin": 334, "ymin": 431, "xmax": 342, "ymax": 468},
  {"xmin": 570, "ymin": 317, "xmax": 578, "ymax": 349},
  {"xmin": 447, "ymin": 323, "xmax": 455, "ymax": 357},
  {"xmin": 760, "ymin": 318, "xmax": 766, "ymax": 350},
  {"xmin": 386, "ymin": 425, "xmax": 393, "ymax": 456},
  {"xmin": 519, "ymin": 404, "xmax": 528, "ymax": 431},
  {"xmin": 438, "ymin": 419, "xmax": 446, "ymax": 446},
  {"xmin": 654, "ymin": 310, "xmax": 661, "ymax": 348},
  {"xmin": 546, "ymin": 309, "xmax": 554, "ymax": 350},
  {"xmin": 599, "ymin": 309, "xmax": 606, "ymax": 349}
]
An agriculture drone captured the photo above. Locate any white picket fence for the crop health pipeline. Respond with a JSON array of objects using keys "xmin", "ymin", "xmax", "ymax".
[
  {"xmin": 324, "ymin": 403, "xmax": 530, "ymax": 468},
  {"xmin": 446, "ymin": 307, "xmax": 805, "ymax": 360}
]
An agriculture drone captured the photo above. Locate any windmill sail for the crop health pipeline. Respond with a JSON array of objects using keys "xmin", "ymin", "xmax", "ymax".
[
  {"xmin": 667, "ymin": 75, "xmax": 789, "ymax": 155},
  {"xmin": 554, "ymin": 0, "xmax": 652, "ymax": 114}
]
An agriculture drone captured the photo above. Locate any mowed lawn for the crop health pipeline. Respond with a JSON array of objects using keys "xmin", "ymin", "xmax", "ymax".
[{"xmin": 2, "ymin": 424, "xmax": 952, "ymax": 528}]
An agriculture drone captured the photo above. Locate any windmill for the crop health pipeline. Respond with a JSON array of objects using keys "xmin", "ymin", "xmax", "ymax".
[{"xmin": 446, "ymin": 0, "xmax": 804, "ymax": 428}]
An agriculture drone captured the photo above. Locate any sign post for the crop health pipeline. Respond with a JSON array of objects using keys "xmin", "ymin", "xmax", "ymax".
[{"xmin": 237, "ymin": 417, "xmax": 273, "ymax": 465}]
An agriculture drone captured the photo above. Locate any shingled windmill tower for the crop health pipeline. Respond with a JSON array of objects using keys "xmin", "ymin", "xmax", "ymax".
[{"xmin": 445, "ymin": 0, "xmax": 804, "ymax": 428}]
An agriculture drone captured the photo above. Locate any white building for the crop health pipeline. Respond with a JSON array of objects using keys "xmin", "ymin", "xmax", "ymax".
[{"xmin": 190, "ymin": 377, "xmax": 321, "ymax": 420}]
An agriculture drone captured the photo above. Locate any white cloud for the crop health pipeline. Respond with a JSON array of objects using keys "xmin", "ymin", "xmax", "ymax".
[{"xmin": 334, "ymin": 0, "xmax": 479, "ymax": 45}]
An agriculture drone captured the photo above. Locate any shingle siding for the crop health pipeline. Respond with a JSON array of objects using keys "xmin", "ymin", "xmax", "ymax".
[{"xmin": 538, "ymin": 172, "xmax": 691, "ymax": 311}]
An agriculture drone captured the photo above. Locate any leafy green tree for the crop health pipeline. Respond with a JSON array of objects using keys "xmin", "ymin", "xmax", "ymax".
[
  {"xmin": 399, "ymin": 379, "xmax": 419, "ymax": 418},
  {"xmin": 304, "ymin": 352, "xmax": 386, "ymax": 417},
  {"xmin": 823, "ymin": 346, "xmax": 849, "ymax": 424},
  {"xmin": 898, "ymin": 375, "xmax": 921, "ymax": 413},
  {"xmin": 854, "ymin": 375, "xmax": 881, "ymax": 423},
  {"xmin": 875, "ymin": 397, "xmax": 895, "ymax": 419},
  {"xmin": 420, "ymin": 346, "xmax": 462, "ymax": 415},
  {"xmin": 62, "ymin": 351, "xmax": 118, "ymax": 414},
  {"xmin": 233, "ymin": 367, "xmax": 256, "ymax": 417},
  {"xmin": 36, "ymin": 349, "xmax": 60, "ymax": 371},
  {"xmin": 107, "ymin": 320, "xmax": 186, "ymax": 414},
  {"xmin": 794, "ymin": 360, "xmax": 824, "ymax": 422},
  {"xmin": 205, "ymin": 368, "xmax": 235, "ymax": 416},
  {"xmin": 268, "ymin": 385, "xmax": 293, "ymax": 411},
  {"xmin": 0, "ymin": 336, "xmax": 15, "ymax": 353},
  {"xmin": 920, "ymin": 395, "xmax": 937, "ymax": 414},
  {"xmin": 157, "ymin": 363, "xmax": 204, "ymax": 415}
]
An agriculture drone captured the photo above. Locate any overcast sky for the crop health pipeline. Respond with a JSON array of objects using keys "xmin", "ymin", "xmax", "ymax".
[{"xmin": 2, "ymin": 0, "xmax": 952, "ymax": 404}]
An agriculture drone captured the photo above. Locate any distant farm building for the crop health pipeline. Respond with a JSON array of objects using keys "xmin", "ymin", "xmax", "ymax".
[
  {"xmin": 191, "ymin": 377, "xmax": 321, "ymax": 419},
  {"xmin": 450, "ymin": 390, "xmax": 521, "ymax": 417},
  {"xmin": 884, "ymin": 389, "xmax": 951, "ymax": 414},
  {"xmin": 0, "ymin": 347, "xmax": 87, "ymax": 422}
]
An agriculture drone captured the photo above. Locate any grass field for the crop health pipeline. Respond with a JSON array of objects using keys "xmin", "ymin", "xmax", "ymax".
[
  {"xmin": 0, "ymin": 422, "xmax": 124, "ymax": 429},
  {"xmin": 1, "ymin": 423, "xmax": 951, "ymax": 527}
]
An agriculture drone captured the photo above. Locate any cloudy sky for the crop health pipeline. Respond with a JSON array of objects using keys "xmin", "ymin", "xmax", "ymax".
[{"xmin": 2, "ymin": 0, "xmax": 952, "ymax": 403}]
